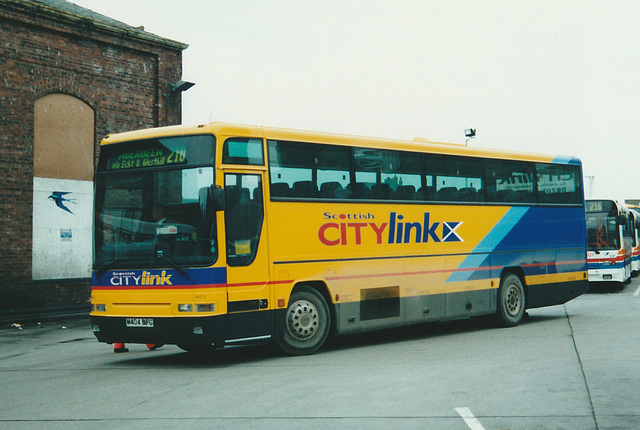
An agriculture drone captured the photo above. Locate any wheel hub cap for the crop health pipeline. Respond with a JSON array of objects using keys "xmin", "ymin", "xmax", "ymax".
[
  {"xmin": 286, "ymin": 299, "xmax": 319, "ymax": 341},
  {"xmin": 506, "ymin": 285, "xmax": 521, "ymax": 316}
]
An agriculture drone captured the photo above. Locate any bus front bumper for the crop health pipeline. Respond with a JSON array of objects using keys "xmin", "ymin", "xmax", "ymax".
[
  {"xmin": 588, "ymin": 268, "xmax": 625, "ymax": 283},
  {"xmin": 90, "ymin": 314, "xmax": 226, "ymax": 347}
]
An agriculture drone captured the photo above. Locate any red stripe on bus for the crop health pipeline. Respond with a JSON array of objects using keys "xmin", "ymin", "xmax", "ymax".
[
  {"xmin": 92, "ymin": 283, "xmax": 226, "ymax": 290},
  {"xmin": 327, "ymin": 260, "xmax": 584, "ymax": 282},
  {"xmin": 93, "ymin": 279, "xmax": 294, "ymax": 291},
  {"xmin": 93, "ymin": 261, "xmax": 584, "ymax": 290}
]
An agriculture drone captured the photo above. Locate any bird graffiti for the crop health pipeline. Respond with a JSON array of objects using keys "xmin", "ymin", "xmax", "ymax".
[{"xmin": 48, "ymin": 191, "xmax": 76, "ymax": 214}]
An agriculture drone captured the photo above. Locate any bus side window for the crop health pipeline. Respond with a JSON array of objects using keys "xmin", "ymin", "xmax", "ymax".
[
  {"xmin": 426, "ymin": 154, "xmax": 483, "ymax": 203},
  {"xmin": 223, "ymin": 138, "xmax": 264, "ymax": 165},
  {"xmin": 536, "ymin": 163, "xmax": 582, "ymax": 205},
  {"xmin": 485, "ymin": 160, "xmax": 533, "ymax": 204}
]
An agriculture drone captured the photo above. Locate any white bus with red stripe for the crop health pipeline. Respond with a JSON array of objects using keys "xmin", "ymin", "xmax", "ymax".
[
  {"xmin": 630, "ymin": 209, "xmax": 640, "ymax": 275},
  {"xmin": 586, "ymin": 199, "xmax": 632, "ymax": 285}
]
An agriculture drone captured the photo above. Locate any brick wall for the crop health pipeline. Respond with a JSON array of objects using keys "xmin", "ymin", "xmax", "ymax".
[{"xmin": 0, "ymin": 1, "xmax": 188, "ymax": 311}]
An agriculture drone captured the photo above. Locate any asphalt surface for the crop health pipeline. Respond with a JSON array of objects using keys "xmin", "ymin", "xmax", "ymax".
[{"xmin": 1, "ymin": 277, "xmax": 639, "ymax": 429}]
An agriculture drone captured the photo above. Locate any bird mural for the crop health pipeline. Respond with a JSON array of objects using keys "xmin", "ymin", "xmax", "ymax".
[{"xmin": 48, "ymin": 191, "xmax": 75, "ymax": 214}]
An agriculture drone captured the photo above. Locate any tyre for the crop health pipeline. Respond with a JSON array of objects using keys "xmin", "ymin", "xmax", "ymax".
[
  {"xmin": 277, "ymin": 286, "xmax": 330, "ymax": 355},
  {"xmin": 496, "ymin": 273, "xmax": 525, "ymax": 327}
]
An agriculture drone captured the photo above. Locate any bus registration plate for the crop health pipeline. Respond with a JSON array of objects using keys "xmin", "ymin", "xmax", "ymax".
[{"xmin": 126, "ymin": 318, "xmax": 154, "ymax": 328}]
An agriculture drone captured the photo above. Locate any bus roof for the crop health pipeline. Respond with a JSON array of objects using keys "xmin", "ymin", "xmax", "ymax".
[{"xmin": 101, "ymin": 122, "xmax": 580, "ymax": 165}]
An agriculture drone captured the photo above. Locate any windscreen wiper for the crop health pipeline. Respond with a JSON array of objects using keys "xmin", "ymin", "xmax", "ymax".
[
  {"xmin": 94, "ymin": 259, "xmax": 120, "ymax": 279},
  {"xmin": 156, "ymin": 250, "xmax": 187, "ymax": 276}
]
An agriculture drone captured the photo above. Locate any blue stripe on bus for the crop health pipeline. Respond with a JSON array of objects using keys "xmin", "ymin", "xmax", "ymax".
[
  {"xmin": 447, "ymin": 207, "xmax": 529, "ymax": 283},
  {"xmin": 551, "ymin": 155, "xmax": 582, "ymax": 165},
  {"xmin": 447, "ymin": 206, "xmax": 587, "ymax": 283},
  {"xmin": 92, "ymin": 266, "xmax": 227, "ymax": 287}
]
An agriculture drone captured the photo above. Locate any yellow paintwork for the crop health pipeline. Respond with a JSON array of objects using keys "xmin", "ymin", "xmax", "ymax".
[{"xmin": 525, "ymin": 271, "xmax": 585, "ymax": 286}]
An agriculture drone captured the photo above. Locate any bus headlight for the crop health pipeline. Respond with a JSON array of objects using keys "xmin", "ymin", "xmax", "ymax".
[
  {"xmin": 178, "ymin": 304, "xmax": 215, "ymax": 312},
  {"xmin": 94, "ymin": 304, "xmax": 107, "ymax": 312},
  {"xmin": 178, "ymin": 304, "xmax": 193, "ymax": 312}
]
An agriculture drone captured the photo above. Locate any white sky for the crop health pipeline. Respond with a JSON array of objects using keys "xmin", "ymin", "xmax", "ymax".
[{"xmin": 72, "ymin": 0, "xmax": 640, "ymax": 201}]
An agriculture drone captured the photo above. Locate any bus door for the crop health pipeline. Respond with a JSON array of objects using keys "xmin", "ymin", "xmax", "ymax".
[{"xmin": 223, "ymin": 171, "xmax": 271, "ymax": 342}]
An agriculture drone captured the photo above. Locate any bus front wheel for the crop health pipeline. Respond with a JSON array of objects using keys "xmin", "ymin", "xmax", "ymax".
[
  {"xmin": 277, "ymin": 286, "xmax": 330, "ymax": 355},
  {"xmin": 496, "ymin": 273, "xmax": 525, "ymax": 327}
]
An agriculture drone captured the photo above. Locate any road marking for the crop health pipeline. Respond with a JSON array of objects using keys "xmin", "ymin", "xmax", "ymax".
[
  {"xmin": 455, "ymin": 407, "xmax": 486, "ymax": 430},
  {"xmin": 634, "ymin": 286, "xmax": 640, "ymax": 297}
]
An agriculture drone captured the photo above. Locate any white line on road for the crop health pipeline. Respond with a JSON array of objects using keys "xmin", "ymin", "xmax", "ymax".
[
  {"xmin": 634, "ymin": 286, "xmax": 640, "ymax": 297},
  {"xmin": 455, "ymin": 407, "xmax": 486, "ymax": 430}
]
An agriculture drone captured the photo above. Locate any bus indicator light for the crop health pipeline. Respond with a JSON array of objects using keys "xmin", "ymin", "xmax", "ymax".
[{"xmin": 195, "ymin": 304, "xmax": 215, "ymax": 312}]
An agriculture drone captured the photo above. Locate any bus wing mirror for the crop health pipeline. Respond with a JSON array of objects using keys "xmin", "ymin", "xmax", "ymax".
[{"xmin": 209, "ymin": 185, "xmax": 225, "ymax": 211}]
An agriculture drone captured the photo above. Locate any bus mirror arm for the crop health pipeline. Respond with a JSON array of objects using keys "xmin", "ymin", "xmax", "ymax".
[{"xmin": 209, "ymin": 185, "xmax": 225, "ymax": 212}]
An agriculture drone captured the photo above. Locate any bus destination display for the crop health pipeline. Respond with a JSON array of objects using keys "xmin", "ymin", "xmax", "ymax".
[
  {"xmin": 100, "ymin": 135, "xmax": 215, "ymax": 171},
  {"xmin": 106, "ymin": 146, "xmax": 187, "ymax": 170}
]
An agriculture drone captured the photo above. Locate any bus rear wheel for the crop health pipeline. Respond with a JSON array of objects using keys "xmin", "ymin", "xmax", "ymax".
[
  {"xmin": 277, "ymin": 286, "xmax": 330, "ymax": 355},
  {"xmin": 496, "ymin": 273, "xmax": 525, "ymax": 327}
]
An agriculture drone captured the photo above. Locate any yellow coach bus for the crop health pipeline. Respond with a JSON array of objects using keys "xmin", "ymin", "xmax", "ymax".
[{"xmin": 91, "ymin": 122, "xmax": 588, "ymax": 355}]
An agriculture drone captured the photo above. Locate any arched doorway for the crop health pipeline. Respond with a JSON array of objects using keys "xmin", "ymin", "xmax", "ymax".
[{"xmin": 32, "ymin": 94, "xmax": 95, "ymax": 280}]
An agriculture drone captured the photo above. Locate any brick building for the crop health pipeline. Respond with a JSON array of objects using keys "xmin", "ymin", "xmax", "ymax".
[{"xmin": 0, "ymin": 0, "xmax": 189, "ymax": 317}]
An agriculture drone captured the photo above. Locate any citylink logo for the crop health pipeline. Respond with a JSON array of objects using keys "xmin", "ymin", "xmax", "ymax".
[
  {"xmin": 318, "ymin": 211, "xmax": 463, "ymax": 246},
  {"xmin": 110, "ymin": 270, "xmax": 173, "ymax": 286}
]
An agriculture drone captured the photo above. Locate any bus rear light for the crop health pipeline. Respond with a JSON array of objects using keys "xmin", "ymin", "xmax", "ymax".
[
  {"xmin": 195, "ymin": 304, "xmax": 215, "ymax": 312},
  {"xmin": 178, "ymin": 304, "xmax": 193, "ymax": 312}
]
